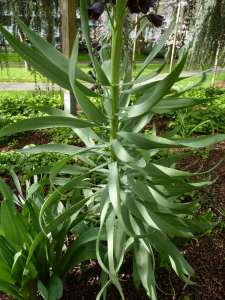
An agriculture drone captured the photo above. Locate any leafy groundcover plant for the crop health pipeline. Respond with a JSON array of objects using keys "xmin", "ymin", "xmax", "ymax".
[{"xmin": 0, "ymin": 0, "xmax": 225, "ymax": 299}]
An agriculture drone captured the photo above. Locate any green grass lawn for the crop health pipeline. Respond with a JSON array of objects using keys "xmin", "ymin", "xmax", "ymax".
[
  {"xmin": 0, "ymin": 65, "xmax": 92, "ymax": 82},
  {"xmin": 174, "ymin": 72, "xmax": 225, "ymax": 88},
  {"xmin": 0, "ymin": 90, "xmax": 64, "ymax": 98},
  {"xmin": 2, "ymin": 52, "xmax": 161, "ymax": 63},
  {"xmin": 0, "ymin": 53, "xmax": 25, "ymax": 62},
  {"xmin": 1, "ymin": 62, "xmax": 224, "ymax": 88}
]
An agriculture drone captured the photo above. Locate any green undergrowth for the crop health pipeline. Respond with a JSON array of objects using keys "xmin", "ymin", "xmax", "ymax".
[
  {"xmin": 164, "ymin": 87, "xmax": 225, "ymax": 135},
  {"xmin": 0, "ymin": 94, "xmax": 63, "ymax": 142},
  {"xmin": 1, "ymin": 87, "xmax": 225, "ymax": 175}
]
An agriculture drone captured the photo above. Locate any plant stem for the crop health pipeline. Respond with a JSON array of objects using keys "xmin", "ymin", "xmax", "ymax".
[{"xmin": 110, "ymin": 0, "xmax": 126, "ymax": 162}]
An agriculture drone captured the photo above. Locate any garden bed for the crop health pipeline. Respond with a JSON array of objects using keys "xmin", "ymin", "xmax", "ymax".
[{"xmin": 0, "ymin": 114, "xmax": 224, "ymax": 300}]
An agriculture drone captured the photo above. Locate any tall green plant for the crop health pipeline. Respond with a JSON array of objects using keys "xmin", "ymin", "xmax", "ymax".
[{"xmin": 0, "ymin": 1, "xmax": 224, "ymax": 299}]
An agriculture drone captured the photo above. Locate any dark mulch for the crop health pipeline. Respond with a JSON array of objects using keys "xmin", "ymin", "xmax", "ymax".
[{"xmin": 0, "ymin": 114, "xmax": 225, "ymax": 300}]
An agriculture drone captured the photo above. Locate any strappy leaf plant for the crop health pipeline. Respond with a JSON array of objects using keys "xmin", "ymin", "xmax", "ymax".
[
  {"xmin": 0, "ymin": 0, "xmax": 224, "ymax": 299},
  {"xmin": 0, "ymin": 170, "xmax": 107, "ymax": 300}
]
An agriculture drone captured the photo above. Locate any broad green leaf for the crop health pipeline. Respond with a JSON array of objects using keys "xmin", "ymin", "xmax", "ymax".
[
  {"xmin": 26, "ymin": 195, "xmax": 95, "ymax": 265},
  {"xmin": 134, "ymin": 240, "xmax": 157, "ymax": 300},
  {"xmin": 47, "ymin": 275, "xmax": 63, "ymax": 300},
  {"xmin": 0, "ymin": 281, "xmax": 23, "ymax": 300},
  {"xmin": 0, "ymin": 262, "xmax": 17, "ymax": 285},
  {"xmin": 0, "ymin": 178, "xmax": 15, "ymax": 202},
  {"xmin": 0, "ymin": 24, "xmax": 72, "ymax": 91},
  {"xmin": 15, "ymin": 213, "xmax": 35, "ymax": 248},
  {"xmin": 69, "ymin": 34, "xmax": 108, "ymax": 121},
  {"xmin": 39, "ymin": 174, "xmax": 87, "ymax": 231},
  {"xmin": 120, "ymin": 51, "xmax": 188, "ymax": 118},
  {"xmin": 80, "ymin": 0, "xmax": 110, "ymax": 86},
  {"xmin": 13, "ymin": 14, "xmax": 95, "ymax": 84},
  {"xmin": 0, "ymin": 239, "xmax": 15, "ymax": 266},
  {"xmin": 136, "ymin": 18, "xmax": 175, "ymax": 78},
  {"xmin": 1, "ymin": 200, "xmax": 23, "ymax": 248},
  {"xmin": 11, "ymin": 251, "xmax": 25, "ymax": 284},
  {"xmin": 60, "ymin": 228, "xmax": 107, "ymax": 278},
  {"xmin": 38, "ymin": 279, "xmax": 49, "ymax": 300},
  {"xmin": 0, "ymin": 116, "xmax": 98, "ymax": 138},
  {"xmin": 19, "ymin": 262, "xmax": 38, "ymax": 299}
]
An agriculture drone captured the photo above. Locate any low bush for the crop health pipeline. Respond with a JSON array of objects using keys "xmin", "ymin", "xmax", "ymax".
[{"xmin": 0, "ymin": 94, "xmax": 63, "ymax": 142}]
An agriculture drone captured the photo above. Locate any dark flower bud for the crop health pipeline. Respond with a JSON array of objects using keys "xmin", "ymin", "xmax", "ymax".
[
  {"xmin": 90, "ymin": 86, "xmax": 95, "ymax": 91},
  {"xmin": 126, "ymin": 0, "xmax": 153, "ymax": 14},
  {"xmin": 101, "ymin": 89, "xmax": 104, "ymax": 94},
  {"xmin": 147, "ymin": 13, "xmax": 165, "ymax": 27},
  {"xmin": 88, "ymin": 2, "xmax": 104, "ymax": 21},
  {"xmin": 87, "ymin": 70, "xmax": 93, "ymax": 76},
  {"xmin": 93, "ymin": 51, "xmax": 100, "ymax": 57},
  {"xmin": 93, "ymin": 84, "xmax": 98, "ymax": 89},
  {"xmin": 99, "ymin": 61, "xmax": 102, "ymax": 66},
  {"xmin": 87, "ymin": 62, "xmax": 93, "ymax": 68},
  {"xmin": 91, "ymin": 40, "xmax": 99, "ymax": 47},
  {"xmin": 91, "ymin": 75, "xmax": 96, "ymax": 80},
  {"xmin": 93, "ymin": 68, "xmax": 96, "ymax": 74},
  {"xmin": 97, "ymin": 43, "xmax": 101, "ymax": 51}
]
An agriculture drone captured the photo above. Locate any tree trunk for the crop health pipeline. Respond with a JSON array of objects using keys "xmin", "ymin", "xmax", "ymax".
[
  {"xmin": 61, "ymin": 0, "xmax": 77, "ymax": 115},
  {"xmin": 211, "ymin": 40, "xmax": 221, "ymax": 87}
]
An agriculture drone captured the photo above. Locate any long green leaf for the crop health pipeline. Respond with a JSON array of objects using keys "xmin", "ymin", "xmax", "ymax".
[
  {"xmin": 121, "ymin": 63, "xmax": 166, "ymax": 94},
  {"xmin": 134, "ymin": 218, "xmax": 195, "ymax": 284},
  {"xmin": 134, "ymin": 240, "xmax": 157, "ymax": 300},
  {"xmin": 69, "ymin": 34, "xmax": 108, "ymax": 121},
  {"xmin": 0, "ymin": 281, "xmax": 24, "ymax": 300},
  {"xmin": 80, "ymin": 0, "xmax": 110, "ymax": 86},
  {"xmin": 13, "ymin": 14, "xmax": 95, "ymax": 85},
  {"xmin": 0, "ymin": 116, "xmax": 98, "ymax": 138},
  {"xmin": 118, "ymin": 131, "xmax": 225, "ymax": 149},
  {"xmin": 136, "ymin": 18, "xmax": 175, "ymax": 78},
  {"xmin": 148, "ymin": 97, "xmax": 217, "ymax": 114},
  {"xmin": 0, "ymin": 24, "xmax": 72, "ymax": 90},
  {"xmin": 1, "ymin": 200, "xmax": 23, "ymax": 248},
  {"xmin": 120, "ymin": 51, "xmax": 188, "ymax": 118}
]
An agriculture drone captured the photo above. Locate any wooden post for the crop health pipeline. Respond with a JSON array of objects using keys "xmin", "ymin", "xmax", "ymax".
[{"xmin": 61, "ymin": 0, "xmax": 76, "ymax": 115}]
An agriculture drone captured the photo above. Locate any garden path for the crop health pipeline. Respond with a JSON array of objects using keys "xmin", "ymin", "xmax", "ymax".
[{"xmin": 1, "ymin": 67, "xmax": 225, "ymax": 91}]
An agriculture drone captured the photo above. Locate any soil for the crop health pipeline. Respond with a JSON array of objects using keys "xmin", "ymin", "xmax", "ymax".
[{"xmin": 0, "ymin": 114, "xmax": 225, "ymax": 300}]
